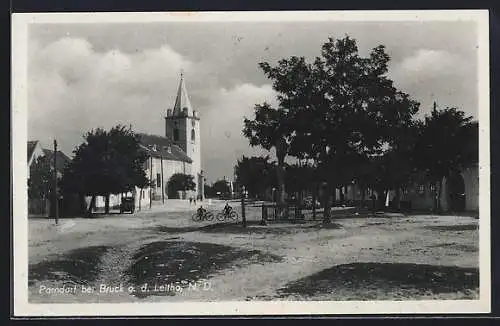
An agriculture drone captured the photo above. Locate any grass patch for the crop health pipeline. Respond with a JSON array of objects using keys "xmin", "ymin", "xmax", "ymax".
[
  {"xmin": 28, "ymin": 245, "xmax": 110, "ymax": 287},
  {"xmin": 277, "ymin": 262, "xmax": 479, "ymax": 300},
  {"xmin": 127, "ymin": 241, "xmax": 283, "ymax": 298}
]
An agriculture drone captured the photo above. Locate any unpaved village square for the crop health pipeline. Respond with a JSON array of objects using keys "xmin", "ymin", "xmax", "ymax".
[{"xmin": 28, "ymin": 200, "xmax": 479, "ymax": 303}]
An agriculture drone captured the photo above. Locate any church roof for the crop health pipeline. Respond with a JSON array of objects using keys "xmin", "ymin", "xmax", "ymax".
[
  {"xmin": 136, "ymin": 133, "xmax": 193, "ymax": 163},
  {"xmin": 172, "ymin": 72, "xmax": 193, "ymax": 117}
]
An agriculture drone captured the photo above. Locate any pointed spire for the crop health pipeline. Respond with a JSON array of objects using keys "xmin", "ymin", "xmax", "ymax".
[{"xmin": 172, "ymin": 71, "xmax": 193, "ymax": 117}]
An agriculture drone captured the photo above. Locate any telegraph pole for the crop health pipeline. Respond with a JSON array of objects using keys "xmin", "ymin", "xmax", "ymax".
[
  {"xmin": 53, "ymin": 139, "xmax": 59, "ymax": 225},
  {"xmin": 160, "ymin": 156, "xmax": 165, "ymax": 204},
  {"xmin": 149, "ymin": 156, "xmax": 153, "ymax": 209},
  {"xmin": 241, "ymin": 185, "xmax": 247, "ymax": 228}
]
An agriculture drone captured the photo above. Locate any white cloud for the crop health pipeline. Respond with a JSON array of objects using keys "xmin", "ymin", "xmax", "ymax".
[
  {"xmin": 201, "ymin": 83, "xmax": 277, "ymax": 182},
  {"xmin": 388, "ymin": 48, "xmax": 477, "ymax": 116},
  {"xmin": 28, "ymin": 36, "xmax": 278, "ymax": 182},
  {"xmin": 28, "ymin": 37, "xmax": 196, "ymax": 156}
]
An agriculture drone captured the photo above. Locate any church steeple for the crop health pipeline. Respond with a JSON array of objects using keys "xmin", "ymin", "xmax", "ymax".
[{"xmin": 171, "ymin": 71, "xmax": 193, "ymax": 117}]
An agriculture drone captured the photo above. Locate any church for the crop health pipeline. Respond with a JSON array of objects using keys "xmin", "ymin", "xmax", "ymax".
[{"xmin": 92, "ymin": 73, "xmax": 205, "ymax": 211}]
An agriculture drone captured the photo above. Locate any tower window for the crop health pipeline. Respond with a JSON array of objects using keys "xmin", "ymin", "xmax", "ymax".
[
  {"xmin": 173, "ymin": 128, "xmax": 179, "ymax": 141},
  {"xmin": 156, "ymin": 173, "xmax": 161, "ymax": 188},
  {"xmin": 191, "ymin": 129, "xmax": 195, "ymax": 142}
]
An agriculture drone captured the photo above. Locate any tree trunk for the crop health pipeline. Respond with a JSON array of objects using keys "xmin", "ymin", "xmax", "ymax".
[
  {"xmin": 361, "ymin": 187, "xmax": 366, "ymax": 208},
  {"xmin": 78, "ymin": 192, "xmax": 86, "ymax": 215},
  {"xmin": 276, "ymin": 163, "xmax": 285, "ymax": 205},
  {"xmin": 323, "ymin": 183, "xmax": 332, "ymax": 223},
  {"xmin": 435, "ymin": 179, "xmax": 442, "ymax": 214},
  {"xmin": 87, "ymin": 195, "xmax": 96, "ymax": 217},
  {"xmin": 105, "ymin": 194, "xmax": 110, "ymax": 214},
  {"xmin": 275, "ymin": 138, "xmax": 286, "ymax": 205},
  {"xmin": 394, "ymin": 186, "xmax": 401, "ymax": 211},
  {"xmin": 312, "ymin": 183, "xmax": 317, "ymax": 220}
]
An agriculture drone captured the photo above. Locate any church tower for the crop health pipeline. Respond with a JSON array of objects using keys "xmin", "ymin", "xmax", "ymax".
[{"xmin": 165, "ymin": 72, "xmax": 204, "ymax": 199}]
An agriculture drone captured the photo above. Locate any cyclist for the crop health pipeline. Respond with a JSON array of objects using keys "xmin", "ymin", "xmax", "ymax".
[
  {"xmin": 197, "ymin": 205, "xmax": 207, "ymax": 217},
  {"xmin": 223, "ymin": 202, "xmax": 232, "ymax": 216}
]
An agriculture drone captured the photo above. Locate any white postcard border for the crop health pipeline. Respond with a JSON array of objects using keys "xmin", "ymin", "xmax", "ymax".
[{"xmin": 12, "ymin": 10, "xmax": 491, "ymax": 316}]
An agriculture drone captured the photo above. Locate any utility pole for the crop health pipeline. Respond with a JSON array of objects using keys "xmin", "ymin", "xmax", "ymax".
[
  {"xmin": 53, "ymin": 139, "xmax": 59, "ymax": 225},
  {"xmin": 149, "ymin": 156, "xmax": 153, "ymax": 209},
  {"xmin": 160, "ymin": 156, "xmax": 165, "ymax": 204},
  {"xmin": 241, "ymin": 185, "xmax": 247, "ymax": 228}
]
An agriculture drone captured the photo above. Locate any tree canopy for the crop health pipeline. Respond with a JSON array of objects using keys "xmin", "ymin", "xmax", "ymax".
[
  {"xmin": 234, "ymin": 155, "xmax": 277, "ymax": 199},
  {"xmin": 167, "ymin": 173, "xmax": 196, "ymax": 198},
  {"xmin": 60, "ymin": 124, "xmax": 149, "ymax": 214},
  {"xmin": 28, "ymin": 156, "xmax": 54, "ymax": 200},
  {"xmin": 248, "ymin": 36, "xmax": 420, "ymax": 217},
  {"xmin": 414, "ymin": 105, "xmax": 478, "ymax": 211},
  {"xmin": 212, "ymin": 179, "xmax": 231, "ymax": 196}
]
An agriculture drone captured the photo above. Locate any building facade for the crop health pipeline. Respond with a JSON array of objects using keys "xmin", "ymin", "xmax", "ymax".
[{"xmin": 340, "ymin": 164, "xmax": 479, "ymax": 213}]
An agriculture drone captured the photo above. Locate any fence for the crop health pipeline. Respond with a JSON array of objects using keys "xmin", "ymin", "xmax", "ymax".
[{"xmin": 261, "ymin": 203, "xmax": 305, "ymax": 222}]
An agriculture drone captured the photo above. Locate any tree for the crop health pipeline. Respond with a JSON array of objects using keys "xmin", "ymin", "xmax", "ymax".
[
  {"xmin": 212, "ymin": 179, "xmax": 231, "ymax": 197},
  {"xmin": 167, "ymin": 173, "xmax": 196, "ymax": 198},
  {"xmin": 28, "ymin": 156, "xmax": 53, "ymax": 200},
  {"xmin": 243, "ymin": 103, "xmax": 290, "ymax": 204},
  {"xmin": 414, "ymin": 105, "xmax": 478, "ymax": 212},
  {"xmin": 363, "ymin": 119, "xmax": 421, "ymax": 210},
  {"xmin": 60, "ymin": 125, "xmax": 149, "ymax": 215},
  {"xmin": 284, "ymin": 162, "xmax": 315, "ymax": 203},
  {"xmin": 204, "ymin": 184, "xmax": 215, "ymax": 198},
  {"xmin": 258, "ymin": 36, "xmax": 419, "ymax": 221},
  {"xmin": 234, "ymin": 155, "xmax": 277, "ymax": 199}
]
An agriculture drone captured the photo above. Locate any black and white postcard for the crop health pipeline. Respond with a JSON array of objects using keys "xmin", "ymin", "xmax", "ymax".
[{"xmin": 12, "ymin": 10, "xmax": 490, "ymax": 316}]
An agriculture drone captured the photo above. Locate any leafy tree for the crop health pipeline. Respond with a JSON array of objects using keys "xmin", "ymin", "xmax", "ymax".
[
  {"xmin": 60, "ymin": 125, "xmax": 149, "ymax": 215},
  {"xmin": 28, "ymin": 156, "xmax": 54, "ymax": 200},
  {"xmin": 204, "ymin": 184, "xmax": 215, "ymax": 198},
  {"xmin": 243, "ymin": 103, "xmax": 290, "ymax": 204},
  {"xmin": 284, "ymin": 162, "xmax": 315, "ymax": 203},
  {"xmin": 167, "ymin": 173, "xmax": 196, "ymax": 198},
  {"xmin": 414, "ymin": 105, "xmax": 478, "ymax": 212},
  {"xmin": 258, "ymin": 36, "xmax": 419, "ymax": 220},
  {"xmin": 234, "ymin": 155, "xmax": 277, "ymax": 199},
  {"xmin": 212, "ymin": 179, "xmax": 231, "ymax": 196}
]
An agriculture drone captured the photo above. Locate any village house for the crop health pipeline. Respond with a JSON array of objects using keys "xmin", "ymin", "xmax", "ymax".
[{"xmin": 340, "ymin": 164, "xmax": 479, "ymax": 212}]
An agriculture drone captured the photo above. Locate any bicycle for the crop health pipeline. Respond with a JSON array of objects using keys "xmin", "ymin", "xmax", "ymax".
[
  {"xmin": 215, "ymin": 209, "xmax": 239, "ymax": 222},
  {"xmin": 192, "ymin": 210, "xmax": 214, "ymax": 222}
]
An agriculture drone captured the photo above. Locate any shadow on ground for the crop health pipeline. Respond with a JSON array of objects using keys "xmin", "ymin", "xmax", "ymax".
[
  {"xmin": 428, "ymin": 242, "xmax": 478, "ymax": 252},
  {"xmin": 276, "ymin": 262, "xmax": 479, "ymax": 300},
  {"xmin": 126, "ymin": 240, "xmax": 284, "ymax": 298},
  {"xmin": 424, "ymin": 224, "xmax": 478, "ymax": 232},
  {"xmin": 153, "ymin": 221, "xmax": 343, "ymax": 235},
  {"xmin": 28, "ymin": 245, "xmax": 111, "ymax": 286}
]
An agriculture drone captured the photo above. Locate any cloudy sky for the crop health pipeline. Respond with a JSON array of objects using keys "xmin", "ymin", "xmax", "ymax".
[{"xmin": 28, "ymin": 19, "xmax": 479, "ymax": 183}]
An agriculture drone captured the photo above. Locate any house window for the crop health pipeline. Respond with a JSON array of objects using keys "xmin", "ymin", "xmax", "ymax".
[
  {"xmin": 173, "ymin": 128, "xmax": 179, "ymax": 141},
  {"xmin": 156, "ymin": 173, "xmax": 161, "ymax": 187},
  {"xmin": 191, "ymin": 129, "xmax": 195, "ymax": 142},
  {"xmin": 417, "ymin": 184, "xmax": 425, "ymax": 195}
]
